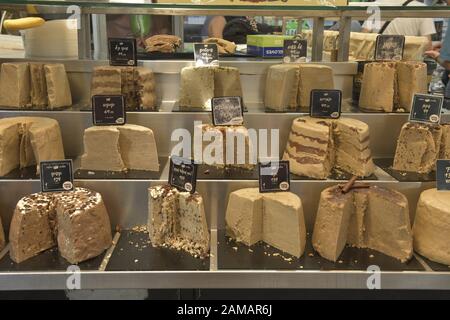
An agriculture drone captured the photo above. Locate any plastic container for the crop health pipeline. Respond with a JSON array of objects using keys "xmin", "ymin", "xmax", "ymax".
[{"xmin": 21, "ymin": 19, "xmax": 78, "ymax": 59}]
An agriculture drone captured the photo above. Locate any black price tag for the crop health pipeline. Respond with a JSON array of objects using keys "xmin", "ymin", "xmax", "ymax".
[
  {"xmin": 436, "ymin": 160, "xmax": 450, "ymax": 191},
  {"xmin": 258, "ymin": 160, "xmax": 290, "ymax": 193},
  {"xmin": 409, "ymin": 94, "xmax": 443, "ymax": 124},
  {"xmin": 283, "ymin": 39, "xmax": 307, "ymax": 63},
  {"xmin": 211, "ymin": 96, "xmax": 244, "ymax": 126},
  {"xmin": 108, "ymin": 38, "xmax": 137, "ymax": 66},
  {"xmin": 375, "ymin": 35, "xmax": 405, "ymax": 61},
  {"xmin": 310, "ymin": 89, "xmax": 342, "ymax": 119},
  {"xmin": 40, "ymin": 160, "xmax": 74, "ymax": 193},
  {"xmin": 169, "ymin": 156, "xmax": 198, "ymax": 194},
  {"xmin": 194, "ymin": 43, "xmax": 219, "ymax": 66},
  {"xmin": 92, "ymin": 95, "xmax": 126, "ymax": 125}
]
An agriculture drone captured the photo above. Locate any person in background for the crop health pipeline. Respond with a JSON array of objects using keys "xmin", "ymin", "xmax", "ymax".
[
  {"xmin": 424, "ymin": 0, "xmax": 450, "ymax": 97},
  {"xmin": 202, "ymin": 16, "xmax": 242, "ymax": 39},
  {"xmin": 202, "ymin": 16, "xmax": 279, "ymax": 44},
  {"xmin": 329, "ymin": 20, "xmax": 363, "ymax": 32},
  {"xmin": 106, "ymin": 15, "xmax": 172, "ymax": 48},
  {"xmin": 361, "ymin": 0, "xmax": 436, "ymax": 49}
]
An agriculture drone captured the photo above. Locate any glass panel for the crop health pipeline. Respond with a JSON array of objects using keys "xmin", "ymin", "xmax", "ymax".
[{"xmin": 0, "ymin": 1, "xmax": 449, "ymax": 12}]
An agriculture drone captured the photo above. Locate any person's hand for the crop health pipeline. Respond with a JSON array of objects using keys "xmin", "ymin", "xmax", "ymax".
[
  {"xmin": 137, "ymin": 37, "xmax": 146, "ymax": 49},
  {"xmin": 424, "ymin": 50, "xmax": 441, "ymax": 60},
  {"xmin": 432, "ymin": 43, "xmax": 442, "ymax": 51}
]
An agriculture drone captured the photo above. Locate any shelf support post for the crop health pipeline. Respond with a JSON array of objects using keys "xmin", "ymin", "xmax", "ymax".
[
  {"xmin": 296, "ymin": 18, "xmax": 304, "ymax": 34},
  {"xmin": 78, "ymin": 13, "xmax": 92, "ymax": 60},
  {"xmin": 311, "ymin": 17, "xmax": 324, "ymax": 62},
  {"xmin": 91, "ymin": 14, "xmax": 108, "ymax": 60},
  {"xmin": 173, "ymin": 16, "xmax": 184, "ymax": 47},
  {"xmin": 337, "ymin": 16, "xmax": 352, "ymax": 62}
]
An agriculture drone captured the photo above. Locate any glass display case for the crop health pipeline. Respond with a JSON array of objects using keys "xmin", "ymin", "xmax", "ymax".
[{"xmin": 0, "ymin": 0, "xmax": 449, "ymax": 292}]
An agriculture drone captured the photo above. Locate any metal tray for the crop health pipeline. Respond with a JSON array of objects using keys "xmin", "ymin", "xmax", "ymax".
[
  {"xmin": 106, "ymin": 230, "xmax": 210, "ymax": 271},
  {"xmin": 374, "ymin": 158, "xmax": 436, "ymax": 182},
  {"xmin": 0, "ymin": 166, "xmax": 38, "ymax": 180},
  {"xmin": 290, "ymin": 168, "xmax": 379, "ymax": 181},
  {"xmin": 197, "ymin": 165, "xmax": 258, "ymax": 180},
  {"xmin": 74, "ymin": 157, "xmax": 167, "ymax": 180},
  {"xmin": 217, "ymin": 230, "xmax": 424, "ymax": 272},
  {"xmin": 0, "ymin": 247, "xmax": 104, "ymax": 272}
]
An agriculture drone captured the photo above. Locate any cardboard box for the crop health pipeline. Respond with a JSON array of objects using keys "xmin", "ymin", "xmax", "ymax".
[{"xmin": 247, "ymin": 35, "xmax": 293, "ymax": 58}]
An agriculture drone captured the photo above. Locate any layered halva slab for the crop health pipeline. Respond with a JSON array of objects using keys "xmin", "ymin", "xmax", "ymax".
[
  {"xmin": 45, "ymin": 64, "xmax": 73, "ymax": 109},
  {"xmin": 0, "ymin": 62, "xmax": 72, "ymax": 109},
  {"xmin": 393, "ymin": 122, "xmax": 442, "ymax": 174},
  {"xmin": 264, "ymin": 63, "xmax": 335, "ymax": 111},
  {"xmin": 396, "ymin": 61, "xmax": 428, "ymax": 111},
  {"xmin": 0, "ymin": 63, "xmax": 31, "ymax": 108},
  {"xmin": 30, "ymin": 63, "xmax": 48, "ymax": 108},
  {"xmin": 194, "ymin": 123, "xmax": 255, "ymax": 169},
  {"xmin": 148, "ymin": 185, "xmax": 210, "ymax": 258},
  {"xmin": 282, "ymin": 116, "xmax": 374, "ymax": 179},
  {"xmin": 359, "ymin": 61, "xmax": 427, "ymax": 112},
  {"xmin": 348, "ymin": 32, "xmax": 429, "ymax": 61},
  {"xmin": 9, "ymin": 187, "xmax": 112, "ymax": 264},
  {"xmin": 225, "ymin": 188, "xmax": 306, "ymax": 258},
  {"xmin": 302, "ymin": 31, "xmax": 429, "ymax": 61},
  {"xmin": 91, "ymin": 66, "xmax": 157, "ymax": 111},
  {"xmin": 0, "ymin": 117, "xmax": 65, "ymax": 176},
  {"xmin": 334, "ymin": 118, "xmax": 374, "ymax": 177},
  {"xmin": 179, "ymin": 66, "xmax": 242, "ymax": 110},
  {"xmin": 312, "ymin": 185, "xmax": 413, "ymax": 262},
  {"xmin": 264, "ymin": 64, "xmax": 300, "ymax": 111},
  {"xmin": 413, "ymin": 188, "xmax": 450, "ymax": 265},
  {"xmin": 81, "ymin": 124, "xmax": 159, "ymax": 172},
  {"xmin": 92, "ymin": 66, "xmax": 157, "ymax": 110}
]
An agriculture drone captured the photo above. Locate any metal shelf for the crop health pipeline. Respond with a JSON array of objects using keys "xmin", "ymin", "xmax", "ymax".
[
  {"xmin": 0, "ymin": 172, "xmax": 444, "ymax": 291},
  {"xmin": 0, "ymin": 2, "xmax": 449, "ymax": 18},
  {"xmin": 0, "ymin": 229, "xmax": 449, "ymax": 291},
  {"xmin": 1, "ymin": 2, "xmax": 449, "ymax": 61},
  {"xmin": 1, "ymin": 269, "xmax": 450, "ymax": 290},
  {"xmin": 0, "ymin": 2, "xmax": 345, "ymax": 17},
  {"xmin": 0, "ymin": 107, "xmax": 448, "ymax": 162}
]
